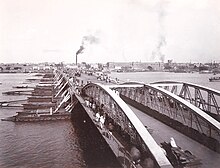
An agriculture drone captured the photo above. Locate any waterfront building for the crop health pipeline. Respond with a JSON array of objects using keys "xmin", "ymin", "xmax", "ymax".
[
  {"xmin": 0, "ymin": 63, "xmax": 53, "ymax": 73},
  {"xmin": 107, "ymin": 62, "xmax": 164, "ymax": 72}
]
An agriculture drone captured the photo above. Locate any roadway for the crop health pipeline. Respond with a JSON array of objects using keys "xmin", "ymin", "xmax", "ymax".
[
  {"xmin": 129, "ymin": 105, "xmax": 220, "ymax": 168},
  {"xmin": 75, "ymin": 72, "xmax": 220, "ymax": 167}
]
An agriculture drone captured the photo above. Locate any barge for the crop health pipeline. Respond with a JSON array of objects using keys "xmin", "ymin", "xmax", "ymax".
[
  {"xmin": 2, "ymin": 112, "xmax": 71, "ymax": 122},
  {"xmin": 1, "ymin": 72, "xmax": 72, "ymax": 122}
]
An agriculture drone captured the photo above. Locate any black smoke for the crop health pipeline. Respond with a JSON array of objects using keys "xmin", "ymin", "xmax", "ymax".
[
  {"xmin": 76, "ymin": 34, "xmax": 99, "ymax": 56},
  {"xmin": 76, "ymin": 45, "xmax": 84, "ymax": 56}
]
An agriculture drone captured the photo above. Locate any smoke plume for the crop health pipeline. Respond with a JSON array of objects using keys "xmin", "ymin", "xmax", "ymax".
[
  {"xmin": 152, "ymin": 35, "xmax": 166, "ymax": 62},
  {"xmin": 151, "ymin": 0, "xmax": 168, "ymax": 62},
  {"xmin": 76, "ymin": 34, "xmax": 99, "ymax": 56},
  {"xmin": 76, "ymin": 45, "xmax": 84, "ymax": 56}
]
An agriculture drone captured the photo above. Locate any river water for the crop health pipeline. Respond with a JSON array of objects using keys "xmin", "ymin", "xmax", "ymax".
[
  {"xmin": 0, "ymin": 73, "xmax": 120, "ymax": 168},
  {"xmin": 111, "ymin": 71, "xmax": 220, "ymax": 91},
  {"xmin": 0, "ymin": 72, "xmax": 219, "ymax": 168}
]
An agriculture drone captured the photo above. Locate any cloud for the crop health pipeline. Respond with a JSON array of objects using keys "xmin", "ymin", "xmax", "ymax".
[{"xmin": 1, "ymin": 0, "xmax": 220, "ymax": 63}]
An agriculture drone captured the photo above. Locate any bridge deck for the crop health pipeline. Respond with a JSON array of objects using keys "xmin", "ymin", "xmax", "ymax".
[
  {"xmin": 73, "ymin": 72, "xmax": 220, "ymax": 167},
  {"xmin": 129, "ymin": 105, "xmax": 220, "ymax": 168}
]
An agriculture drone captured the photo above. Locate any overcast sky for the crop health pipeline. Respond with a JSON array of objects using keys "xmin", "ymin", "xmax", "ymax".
[{"xmin": 1, "ymin": 0, "xmax": 220, "ymax": 64}]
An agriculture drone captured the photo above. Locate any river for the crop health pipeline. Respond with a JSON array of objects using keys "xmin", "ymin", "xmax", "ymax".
[
  {"xmin": 110, "ymin": 71, "xmax": 220, "ymax": 91},
  {"xmin": 0, "ymin": 73, "xmax": 119, "ymax": 168},
  {"xmin": 0, "ymin": 72, "xmax": 219, "ymax": 168}
]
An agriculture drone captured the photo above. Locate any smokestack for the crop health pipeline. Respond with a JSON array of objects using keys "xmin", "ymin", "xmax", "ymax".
[
  {"xmin": 75, "ymin": 33, "xmax": 99, "ymax": 65},
  {"xmin": 75, "ymin": 45, "xmax": 84, "ymax": 65}
]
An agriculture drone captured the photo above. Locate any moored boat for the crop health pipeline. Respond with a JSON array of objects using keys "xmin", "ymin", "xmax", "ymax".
[{"xmin": 209, "ymin": 76, "xmax": 220, "ymax": 82}]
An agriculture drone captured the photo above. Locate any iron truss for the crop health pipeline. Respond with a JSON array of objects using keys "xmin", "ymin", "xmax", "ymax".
[
  {"xmin": 151, "ymin": 81, "xmax": 220, "ymax": 117},
  {"xmin": 53, "ymin": 71, "xmax": 78, "ymax": 113},
  {"xmin": 81, "ymin": 83, "xmax": 172, "ymax": 168},
  {"xmin": 112, "ymin": 83, "xmax": 220, "ymax": 152}
]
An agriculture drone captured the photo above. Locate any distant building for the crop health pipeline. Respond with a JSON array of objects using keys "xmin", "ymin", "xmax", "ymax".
[
  {"xmin": 0, "ymin": 63, "xmax": 33, "ymax": 73},
  {"xmin": 107, "ymin": 62, "xmax": 164, "ymax": 71},
  {"xmin": 0, "ymin": 63, "xmax": 53, "ymax": 73}
]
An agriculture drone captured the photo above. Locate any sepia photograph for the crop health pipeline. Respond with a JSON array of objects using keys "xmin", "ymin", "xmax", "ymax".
[{"xmin": 0, "ymin": 0, "xmax": 220, "ymax": 167}]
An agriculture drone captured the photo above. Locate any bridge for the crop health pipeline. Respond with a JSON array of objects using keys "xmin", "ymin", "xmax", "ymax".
[
  {"xmin": 111, "ymin": 82, "xmax": 220, "ymax": 151},
  {"xmin": 151, "ymin": 81, "xmax": 220, "ymax": 120},
  {"xmin": 52, "ymin": 70, "xmax": 220, "ymax": 168}
]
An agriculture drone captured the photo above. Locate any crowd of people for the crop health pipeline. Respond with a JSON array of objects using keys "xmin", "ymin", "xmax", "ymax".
[{"xmin": 84, "ymin": 98, "xmax": 114, "ymax": 135}]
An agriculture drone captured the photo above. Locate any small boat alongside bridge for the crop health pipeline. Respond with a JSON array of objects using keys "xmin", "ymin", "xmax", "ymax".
[{"xmin": 209, "ymin": 76, "xmax": 220, "ymax": 82}]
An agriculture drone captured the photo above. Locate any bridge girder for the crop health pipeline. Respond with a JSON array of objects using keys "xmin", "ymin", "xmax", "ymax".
[
  {"xmin": 81, "ymin": 83, "xmax": 172, "ymax": 168},
  {"xmin": 112, "ymin": 83, "xmax": 220, "ymax": 152},
  {"xmin": 53, "ymin": 72, "xmax": 78, "ymax": 113},
  {"xmin": 151, "ymin": 81, "xmax": 220, "ymax": 117}
]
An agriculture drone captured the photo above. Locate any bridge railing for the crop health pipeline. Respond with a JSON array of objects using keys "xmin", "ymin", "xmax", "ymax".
[
  {"xmin": 81, "ymin": 82, "xmax": 172, "ymax": 168},
  {"xmin": 113, "ymin": 83, "xmax": 220, "ymax": 152},
  {"xmin": 151, "ymin": 81, "xmax": 220, "ymax": 118},
  {"xmin": 52, "ymin": 71, "xmax": 79, "ymax": 113}
]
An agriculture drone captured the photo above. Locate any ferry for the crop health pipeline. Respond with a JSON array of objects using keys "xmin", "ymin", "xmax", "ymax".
[{"xmin": 209, "ymin": 76, "xmax": 220, "ymax": 82}]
